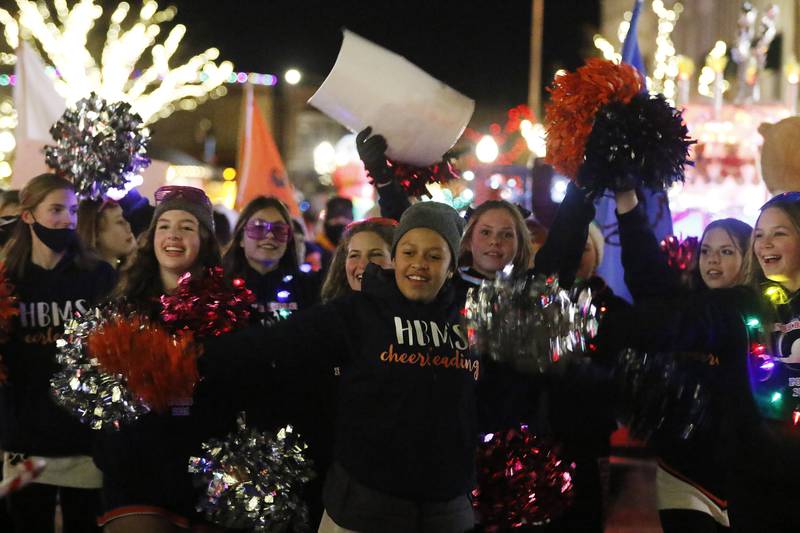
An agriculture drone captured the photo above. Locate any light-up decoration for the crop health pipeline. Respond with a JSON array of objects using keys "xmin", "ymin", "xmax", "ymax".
[
  {"xmin": 0, "ymin": 98, "xmax": 16, "ymax": 178},
  {"xmin": 105, "ymin": 173, "xmax": 143, "ymax": 200},
  {"xmin": 205, "ymin": 179, "xmax": 237, "ymax": 210},
  {"xmin": 284, "ymin": 69, "xmax": 301, "ymax": 86},
  {"xmin": 593, "ymin": 1, "xmax": 683, "ymax": 101},
  {"xmin": 698, "ymin": 41, "xmax": 729, "ymax": 101},
  {"xmin": 519, "ymin": 120, "xmax": 546, "ymax": 157},
  {"xmin": 745, "ymin": 314, "xmax": 800, "ymax": 428},
  {"xmin": 222, "ymin": 167, "xmax": 237, "ymax": 181},
  {"xmin": 421, "ymin": 181, "xmax": 472, "ymax": 211},
  {"xmin": 326, "ymin": 134, "xmax": 374, "ymax": 219},
  {"xmin": 649, "ymin": 0, "xmax": 683, "ymax": 101},
  {"xmin": 0, "ymin": 0, "xmax": 234, "ymax": 124},
  {"xmin": 476, "ymin": 135, "xmax": 499, "ymax": 163},
  {"xmin": 592, "ymin": 35, "xmax": 621, "ymax": 63},
  {"xmin": 462, "ymin": 170, "xmax": 475, "ymax": 182},
  {"xmin": 784, "ymin": 58, "xmax": 799, "ymax": 114},
  {"xmin": 313, "ymin": 141, "xmax": 336, "ymax": 175},
  {"xmin": 676, "ymin": 55, "xmax": 695, "ymax": 104},
  {"xmin": 670, "ymin": 103, "xmax": 790, "ymax": 238}
]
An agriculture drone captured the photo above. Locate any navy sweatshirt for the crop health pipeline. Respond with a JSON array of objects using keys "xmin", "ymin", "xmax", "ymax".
[
  {"xmin": 93, "ymin": 297, "xmax": 240, "ymax": 519},
  {"xmin": 597, "ymin": 284, "xmax": 800, "ymax": 529},
  {"xmin": 240, "ymin": 264, "xmax": 320, "ymax": 325},
  {"xmin": 618, "ymin": 204, "xmax": 730, "ymax": 503},
  {"xmin": 0, "ymin": 254, "xmax": 116, "ymax": 456},
  {"xmin": 201, "ymin": 264, "xmax": 479, "ymax": 502}
]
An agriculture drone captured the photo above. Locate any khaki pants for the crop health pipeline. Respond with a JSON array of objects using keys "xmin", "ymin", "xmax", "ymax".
[{"xmin": 318, "ymin": 510, "xmax": 357, "ymax": 533}]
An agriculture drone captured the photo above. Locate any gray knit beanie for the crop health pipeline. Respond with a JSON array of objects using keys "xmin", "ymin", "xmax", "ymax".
[
  {"xmin": 391, "ymin": 201, "xmax": 465, "ymax": 260},
  {"xmin": 152, "ymin": 186, "xmax": 215, "ymax": 234}
]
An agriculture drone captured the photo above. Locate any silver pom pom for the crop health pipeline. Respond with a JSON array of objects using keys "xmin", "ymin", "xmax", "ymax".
[
  {"xmin": 45, "ymin": 93, "xmax": 151, "ymax": 199},
  {"xmin": 189, "ymin": 414, "xmax": 315, "ymax": 531},
  {"xmin": 464, "ymin": 274, "xmax": 599, "ymax": 374},
  {"xmin": 50, "ymin": 308, "xmax": 150, "ymax": 430}
]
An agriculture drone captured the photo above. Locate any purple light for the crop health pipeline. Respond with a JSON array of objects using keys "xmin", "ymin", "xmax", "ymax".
[
  {"xmin": 264, "ymin": 74, "xmax": 278, "ymax": 86},
  {"xmin": 236, "ymin": 72, "xmax": 248, "ymax": 83},
  {"xmin": 277, "ymin": 290, "xmax": 290, "ymax": 301},
  {"xmin": 760, "ymin": 361, "xmax": 775, "ymax": 371},
  {"xmin": 299, "ymin": 263, "xmax": 312, "ymax": 273},
  {"xmin": 483, "ymin": 433, "xmax": 494, "ymax": 443}
]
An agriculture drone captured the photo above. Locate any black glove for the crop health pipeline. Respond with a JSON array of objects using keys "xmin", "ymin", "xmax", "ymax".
[{"xmin": 356, "ymin": 126, "xmax": 392, "ymax": 185}]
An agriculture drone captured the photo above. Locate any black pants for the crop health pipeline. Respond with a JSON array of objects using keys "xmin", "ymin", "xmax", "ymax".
[
  {"xmin": 660, "ymin": 509, "xmax": 728, "ymax": 533},
  {"xmin": 8, "ymin": 482, "xmax": 100, "ymax": 533}
]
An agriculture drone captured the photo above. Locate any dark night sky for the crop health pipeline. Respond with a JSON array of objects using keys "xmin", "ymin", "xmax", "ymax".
[
  {"xmin": 0, "ymin": 0, "xmax": 601, "ymax": 123},
  {"xmin": 169, "ymin": 0, "xmax": 600, "ymax": 121}
]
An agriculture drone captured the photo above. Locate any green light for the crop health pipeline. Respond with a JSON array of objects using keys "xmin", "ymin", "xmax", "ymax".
[
  {"xmin": 746, "ymin": 317, "xmax": 760, "ymax": 328},
  {"xmin": 771, "ymin": 392, "xmax": 782, "ymax": 403}
]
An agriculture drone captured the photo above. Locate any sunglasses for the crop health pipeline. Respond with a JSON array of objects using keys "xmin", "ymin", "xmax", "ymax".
[
  {"xmin": 244, "ymin": 219, "xmax": 293, "ymax": 242},
  {"xmin": 154, "ymin": 186, "xmax": 212, "ymax": 210},
  {"xmin": 761, "ymin": 192, "xmax": 800, "ymax": 210}
]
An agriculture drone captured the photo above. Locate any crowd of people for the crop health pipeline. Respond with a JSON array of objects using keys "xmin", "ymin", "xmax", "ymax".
[{"xmin": 0, "ymin": 124, "xmax": 796, "ymax": 533}]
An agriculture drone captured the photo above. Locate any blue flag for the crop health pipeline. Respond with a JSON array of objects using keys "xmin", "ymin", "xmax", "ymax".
[{"xmin": 594, "ymin": 0, "xmax": 674, "ymax": 302}]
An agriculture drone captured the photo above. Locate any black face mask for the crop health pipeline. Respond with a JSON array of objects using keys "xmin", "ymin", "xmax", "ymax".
[
  {"xmin": 324, "ymin": 223, "xmax": 346, "ymax": 245},
  {"xmin": 32, "ymin": 222, "xmax": 76, "ymax": 253}
]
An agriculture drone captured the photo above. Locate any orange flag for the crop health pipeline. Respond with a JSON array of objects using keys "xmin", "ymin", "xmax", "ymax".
[{"xmin": 236, "ymin": 84, "xmax": 300, "ymax": 215}]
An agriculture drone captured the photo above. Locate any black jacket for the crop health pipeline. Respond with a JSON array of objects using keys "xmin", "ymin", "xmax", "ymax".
[
  {"xmin": 93, "ymin": 296, "xmax": 240, "ymax": 519},
  {"xmin": 597, "ymin": 283, "xmax": 800, "ymax": 528},
  {"xmin": 202, "ymin": 264, "xmax": 479, "ymax": 502},
  {"xmin": 240, "ymin": 264, "xmax": 320, "ymax": 325},
  {"xmin": 618, "ymin": 204, "xmax": 729, "ymax": 502},
  {"xmin": 0, "ymin": 254, "xmax": 116, "ymax": 455}
]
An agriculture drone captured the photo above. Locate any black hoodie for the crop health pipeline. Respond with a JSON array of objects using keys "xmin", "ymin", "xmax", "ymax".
[
  {"xmin": 201, "ymin": 263, "xmax": 479, "ymax": 502},
  {"xmin": 0, "ymin": 254, "xmax": 116, "ymax": 455}
]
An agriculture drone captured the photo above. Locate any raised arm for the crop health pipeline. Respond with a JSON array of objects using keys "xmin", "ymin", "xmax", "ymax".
[
  {"xmin": 198, "ymin": 298, "xmax": 355, "ymax": 399},
  {"xmin": 356, "ymin": 127, "xmax": 411, "ymax": 221},
  {"xmin": 532, "ymin": 181, "xmax": 595, "ymax": 288},
  {"xmin": 616, "ymin": 189, "xmax": 683, "ymax": 302}
]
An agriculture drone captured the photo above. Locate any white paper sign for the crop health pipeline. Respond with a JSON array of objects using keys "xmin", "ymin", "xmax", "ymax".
[{"xmin": 309, "ymin": 30, "xmax": 475, "ymax": 167}]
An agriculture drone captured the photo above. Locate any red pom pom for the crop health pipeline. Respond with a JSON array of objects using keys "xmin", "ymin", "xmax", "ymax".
[
  {"xmin": 160, "ymin": 267, "xmax": 256, "ymax": 337},
  {"xmin": 385, "ymin": 158, "xmax": 461, "ymax": 198},
  {"xmin": 660, "ymin": 235, "xmax": 699, "ymax": 272},
  {"xmin": 544, "ymin": 58, "xmax": 642, "ymax": 179},
  {"xmin": 87, "ymin": 312, "xmax": 200, "ymax": 413},
  {"xmin": 473, "ymin": 426, "xmax": 575, "ymax": 530}
]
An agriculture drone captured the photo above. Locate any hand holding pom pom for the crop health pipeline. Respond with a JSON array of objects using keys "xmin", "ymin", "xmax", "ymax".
[
  {"xmin": 464, "ymin": 274, "xmax": 599, "ymax": 374},
  {"xmin": 51, "ymin": 309, "xmax": 152, "ymax": 429},
  {"xmin": 545, "ymin": 58, "xmax": 642, "ymax": 180},
  {"xmin": 161, "ymin": 266, "xmax": 256, "ymax": 338},
  {"xmin": 545, "ymin": 59, "xmax": 694, "ymax": 195},
  {"xmin": 87, "ymin": 310, "xmax": 200, "ymax": 414}
]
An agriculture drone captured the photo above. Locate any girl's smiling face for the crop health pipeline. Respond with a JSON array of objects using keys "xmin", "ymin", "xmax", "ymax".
[
  {"xmin": 754, "ymin": 207, "xmax": 800, "ymax": 292},
  {"xmin": 154, "ymin": 210, "xmax": 201, "ymax": 275}
]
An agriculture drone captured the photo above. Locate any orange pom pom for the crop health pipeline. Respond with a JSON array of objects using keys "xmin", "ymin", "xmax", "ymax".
[
  {"xmin": 544, "ymin": 58, "xmax": 642, "ymax": 179},
  {"xmin": 87, "ymin": 313, "xmax": 199, "ymax": 413}
]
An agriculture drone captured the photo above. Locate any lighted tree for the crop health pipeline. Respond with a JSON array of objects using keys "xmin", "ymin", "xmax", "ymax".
[
  {"xmin": 0, "ymin": 0, "xmax": 234, "ymax": 124},
  {"xmin": 593, "ymin": 1, "xmax": 683, "ymax": 102}
]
